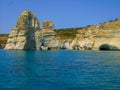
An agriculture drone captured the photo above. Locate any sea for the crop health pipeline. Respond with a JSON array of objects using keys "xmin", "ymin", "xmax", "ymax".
[{"xmin": 0, "ymin": 49, "xmax": 120, "ymax": 90}]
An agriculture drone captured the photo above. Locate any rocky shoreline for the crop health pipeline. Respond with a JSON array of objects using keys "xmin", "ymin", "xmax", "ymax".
[{"xmin": 2, "ymin": 10, "xmax": 120, "ymax": 51}]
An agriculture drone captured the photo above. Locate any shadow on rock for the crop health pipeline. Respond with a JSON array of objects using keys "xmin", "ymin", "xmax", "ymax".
[{"xmin": 99, "ymin": 44, "xmax": 119, "ymax": 51}]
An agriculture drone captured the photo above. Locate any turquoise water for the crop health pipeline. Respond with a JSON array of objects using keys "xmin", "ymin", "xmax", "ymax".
[{"xmin": 0, "ymin": 50, "xmax": 120, "ymax": 90}]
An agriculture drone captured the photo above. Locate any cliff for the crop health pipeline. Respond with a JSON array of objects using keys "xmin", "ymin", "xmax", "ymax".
[
  {"xmin": 4, "ymin": 10, "xmax": 40, "ymax": 50},
  {"xmin": 2, "ymin": 10, "xmax": 120, "ymax": 50},
  {"xmin": 35, "ymin": 21, "xmax": 60, "ymax": 50},
  {"xmin": 71, "ymin": 19, "xmax": 120, "ymax": 50},
  {"xmin": 4, "ymin": 10, "xmax": 60, "ymax": 50}
]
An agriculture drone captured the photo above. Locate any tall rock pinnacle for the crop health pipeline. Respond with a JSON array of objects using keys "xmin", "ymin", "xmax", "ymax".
[
  {"xmin": 35, "ymin": 20, "xmax": 60, "ymax": 50},
  {"xmin": 5, "ymin": 10, "xmax": 40, "ymax": 50},
  {"xmin": 17, "ymin": 10, "xmax": 40, "ymax": 30}
]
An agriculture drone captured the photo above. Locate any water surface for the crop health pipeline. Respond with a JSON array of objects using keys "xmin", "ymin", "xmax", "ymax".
[{"xmin": 0, "ymin": 50, "xmax": 120, "ymax": 90}]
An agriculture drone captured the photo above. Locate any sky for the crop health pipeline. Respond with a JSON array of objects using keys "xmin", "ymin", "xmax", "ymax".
[{"xmin": 0, "ymin": 0, "xmax": 120, "ymax": 34}]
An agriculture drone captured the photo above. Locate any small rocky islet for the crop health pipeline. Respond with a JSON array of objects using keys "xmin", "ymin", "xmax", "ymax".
[{"xmin": 2, "ymin": 10, "xmax": 120, "ymax": 50}]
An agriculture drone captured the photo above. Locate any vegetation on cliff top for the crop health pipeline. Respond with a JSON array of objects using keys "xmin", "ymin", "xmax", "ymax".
[
  {"xmin": 55, "ymin": 18, "xmax": 120, "ymax": 40},
  {"xmin": 55, "ymin": 28, "xmax": 82, "ymax": 40}
]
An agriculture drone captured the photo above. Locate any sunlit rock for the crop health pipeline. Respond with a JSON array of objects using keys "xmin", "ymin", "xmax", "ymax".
[{"xmin": 5, "ymin": 10, "xmax": 40, "ymax": 50}]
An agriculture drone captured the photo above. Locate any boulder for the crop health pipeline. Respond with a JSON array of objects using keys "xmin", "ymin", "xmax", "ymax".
[{"xmin": 4, "ymin": 10, "xmax": 40, "ymax": 50}]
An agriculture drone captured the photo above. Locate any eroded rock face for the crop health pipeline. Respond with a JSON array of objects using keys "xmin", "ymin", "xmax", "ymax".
[
  {"xmin": 35, "ymin": 21, "xmax": 60, "ymax": 50},
  {"xmin": 60, "ymin": 40, "xmax": 73, "ymax": 49},
  {"xmin": 71, "ymin": 28, "xmax": 120, "ymax": 50},
  {"xmin": 4, "ymin": 10, "xmax": 60, "ymax": 50},
  {"xmin": 5, "ymin": 10, "xmax": 40, "ymax": 50},
  {"xmin": 69, "ymin": 29, "xmax": 95, "ymax": 50},
  {"xmin": 35, "ymin": 29, "xmax": 60, "ymax": 50}
]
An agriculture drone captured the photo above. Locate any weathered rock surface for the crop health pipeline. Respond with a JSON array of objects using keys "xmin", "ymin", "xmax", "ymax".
[
  {"xmin": 42, "ymin": 20, "xmax": 54, "ymax": 30},
  {"xmin": 35, "ymin": 21, "xmax": 60, "ymax": 50},
  {"xmin": 71, "ymin": 19, "xmax": 120, "ymax": 50},
  {"xmin": 4, "ymin": 10, "xmax": 60, "ymax": 50},
  {"xmin": 4, "ymin": 10, "xmax": 40, "ymax": 50},
  {"xmin": 70, "ymin": 29, "xmax": 95, "ymax": 50},
  {"xmin": 4, "ymin": 10, "xmax": 120, "ymax": 51},
  {"xmin": 60, "ymin": 40, "xmax": 73, "ymax": 49}
]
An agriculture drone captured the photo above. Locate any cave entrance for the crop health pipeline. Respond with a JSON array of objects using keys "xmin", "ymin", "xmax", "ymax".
[{"xmin": 99, "ymin": 44, "xmax": 119, "ymax": 51}]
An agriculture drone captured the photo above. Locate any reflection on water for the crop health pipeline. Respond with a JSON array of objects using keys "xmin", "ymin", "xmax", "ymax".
[{"xmin": 0, "ymin": 50, "xmax": 120, "ymax": 89}]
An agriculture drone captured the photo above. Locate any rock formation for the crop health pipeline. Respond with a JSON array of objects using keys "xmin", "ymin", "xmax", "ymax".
[
  {"xmin": 4, "ymin": 10, "xmax": 40, "ymax": 50},
  {"xmin": 71, "ymin": 19, "xmax": 120, "ymax": 50},
  {"xmin": 4, "ymin": 10, "xmax": 120, "ymax": 51},
  {"xmin": 60, "ymin": 40, "xmax": 73, "ymax": 49},
  {"xmin": 70, "ymin": 29, "xmax": 95, "ymax": 50},
  {"xmin": 4, "ymin": 10, "xmax": 60, "ymax": 50},
  {"xmin": 35, "ymin": 20, "xmax": 60, "ymax": 50},
  {"xmin": 42, "ymin": 20, "xmax": 54, "ymax": 30}
]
